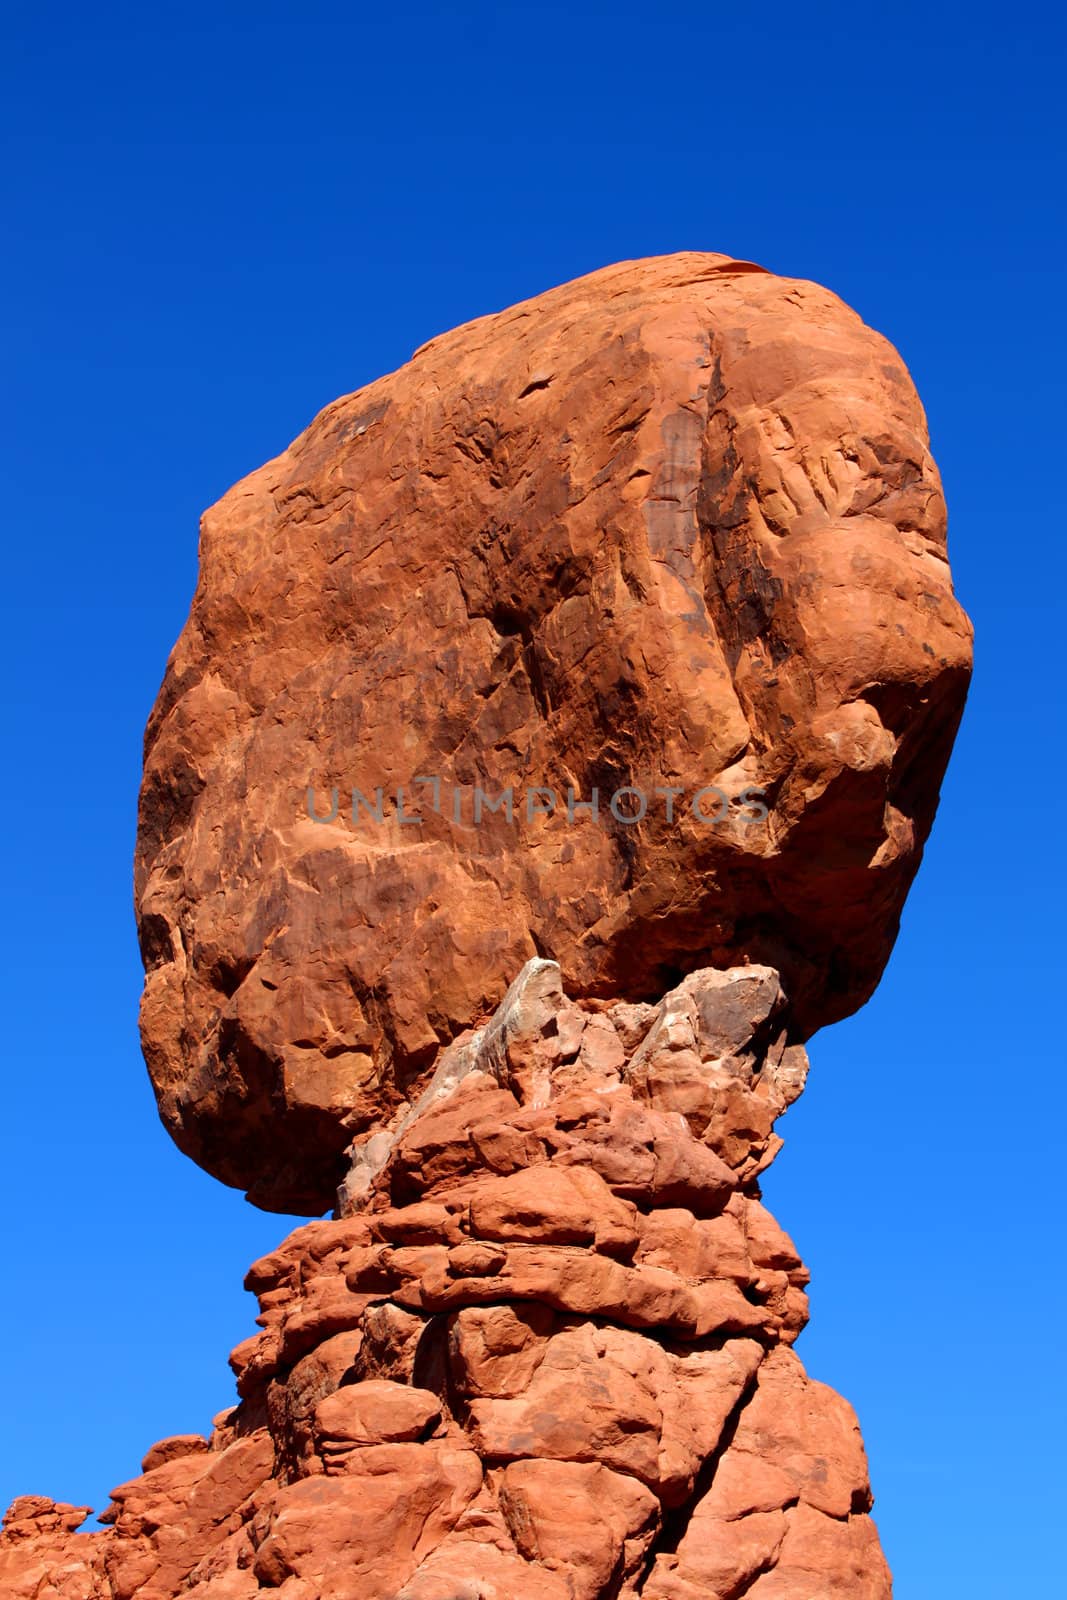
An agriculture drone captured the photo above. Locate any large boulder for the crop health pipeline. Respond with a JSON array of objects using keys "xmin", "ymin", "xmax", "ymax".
[{"xmin": 135, "ymin": 252, "xmax": 971, "ymax": 1212}]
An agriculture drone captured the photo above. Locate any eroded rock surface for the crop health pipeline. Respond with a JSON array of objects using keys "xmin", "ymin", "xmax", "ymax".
[
  {"xmin": 5, "ymin": 256, "xmax": 970, "ymax": 1597},
  {"xmin": 134, "ymin": 252, "xmax": 971, "ymax": 1213},
  {"xmin": 2, "ymin": 963, "xmax": 891, "ymax": 1598}
]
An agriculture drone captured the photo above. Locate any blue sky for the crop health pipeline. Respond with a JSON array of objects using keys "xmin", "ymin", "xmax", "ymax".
[{"xmin": 1, "ymin": 3, "xmax": 1063, "ymax": 1594}]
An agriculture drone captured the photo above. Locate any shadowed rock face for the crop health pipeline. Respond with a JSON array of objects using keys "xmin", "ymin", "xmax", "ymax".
[{"xmin": 135, "ymin": 251, "xmax": 971, "ymax": 1216}]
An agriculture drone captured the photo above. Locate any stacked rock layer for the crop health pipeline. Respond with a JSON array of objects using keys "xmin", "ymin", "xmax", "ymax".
[{"xmin": 2, "ymin": 962, "xmax": 891, "ymax": 1598}]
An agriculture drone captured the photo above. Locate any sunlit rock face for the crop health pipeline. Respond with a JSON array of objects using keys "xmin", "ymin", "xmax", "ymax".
[
  {"xmin": 134, "ymin": 251, "xmax": 970, "ymax": 1216},
  {"xmin": 5, "ymin": 257, "xmax": 971, "ymax": 1600}
]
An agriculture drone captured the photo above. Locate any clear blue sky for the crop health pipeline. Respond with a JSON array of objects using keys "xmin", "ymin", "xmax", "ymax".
[{"xmin": 1, "ymin": 4, "xmax": 1063, "ymax": 1594}]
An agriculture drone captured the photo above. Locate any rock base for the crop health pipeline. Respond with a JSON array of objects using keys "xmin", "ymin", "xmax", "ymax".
[{"xmin": 2, "ymin": 963, "xmax": 891, "ymax": 1598}]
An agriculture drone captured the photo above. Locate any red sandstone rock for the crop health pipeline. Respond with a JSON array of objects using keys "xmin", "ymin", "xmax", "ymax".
[
  {"xmin": 499, "ymin": 1458, "xmax": 661, "ymax": 1598},
  {"xmin": 4, "ymin": 257, "xmax": 971, "ymax": 1598},
  {"xmin": 313, "ymin": 1378, "xmax": 441, "ymax": 1450},
  {"xmin": 141, "ymin": 1433, "xmax": 211, "ymax": 1473},
  {"xmin": 3, "ymin": 961, "xmax": 891, "ymax": 1597},
  {"xmin": 134, "ymin": 252, "xmax": 971, "ymax": 1214}
]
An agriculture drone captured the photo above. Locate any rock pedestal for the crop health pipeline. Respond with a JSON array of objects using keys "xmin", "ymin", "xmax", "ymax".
[{"xmin": 2, "ymin": 963, "xmax": 891, "ymax": 1598}]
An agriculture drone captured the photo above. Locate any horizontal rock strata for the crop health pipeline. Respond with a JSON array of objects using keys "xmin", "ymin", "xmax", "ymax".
[{"xmin": 3, "ymin": 963, "xmax": 890, "ymax": 1598}]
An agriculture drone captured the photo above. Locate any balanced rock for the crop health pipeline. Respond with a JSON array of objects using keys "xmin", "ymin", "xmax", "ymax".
[
  {"xmin": 1, "ymin": 256, "xmax": 972, "ymax": 1600},
  {"xmin": 135, "ymin": 252, "xmax": 971, "ymax": 1213}
]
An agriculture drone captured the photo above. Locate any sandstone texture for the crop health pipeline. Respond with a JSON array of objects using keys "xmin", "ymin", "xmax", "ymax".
[
  {"xmin": 4, "ymin": 255, "xmax": 971, "ymax": 1598},
  {"xmin": 2, "ymin": 963, "xmax": 892, "ymax": 1598},
  {"xmin": 134, "ymin": 252, "xmax": 971, "ymax": 1214}
]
